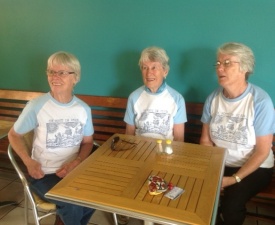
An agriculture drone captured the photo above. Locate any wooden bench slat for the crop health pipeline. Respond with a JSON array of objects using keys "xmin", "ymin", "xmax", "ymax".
[
  {"xmin": 0, "ymin": 90, "xmax": 43, "ymax": 100},
  {"xmin": 93, "ymin": 119, "xmax": 125, "ymax": 127},
  {"xmin": 77, "ymin": 95, "xmax": 127, "ymax": 108},
  {"xmin": 185, "ymin": 102, "xmax": 204, "ymax": 115},
  {"xmin": 0, "ymin": 102, "xmax": 27, "ymax": 108},
  {"xmin": 93, "ymin": 125, "xmax": 125, "ymax": 134},
  {"xmin": 91, "ymin": 109, "xmax": 125, "ymax": 118},
  {"xmin": 0, "ymin": 116, "xmax": 17, "ymax": 122},
  {"xmin": 0, "ymin": 110, "xmax": 23, "ymax": 117}
]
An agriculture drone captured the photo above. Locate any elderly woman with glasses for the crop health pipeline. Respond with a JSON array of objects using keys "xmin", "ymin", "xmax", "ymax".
[
  {"xmin": 124, "ymin": 46, "xmax": 187, "ymax": 141},
  {"xmin": 200, "ymin": 42, "xmax": 275, "ymax": 225},
  {"xmin": 120, "ymin": 46, "xmax": 187, "ymax": 225},
  {"xmin": 8, "ymin": 51, "xmax": 95, "ymax": 225}
]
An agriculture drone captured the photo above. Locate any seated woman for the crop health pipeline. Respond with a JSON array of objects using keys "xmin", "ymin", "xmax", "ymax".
[
  {"xmin": 200, "ymin": 42, "xmax": 275, "ymax": 225},
  {"xmin": 8, "ymin": 51, "xmax": 95, "ymax": 225},
  {"xmin": 119, "ymin": 46, "xmax": 187, "ymax": 225},
  {"xmin": 124, "ymin": 46, "xmax": 187, "ymax": 141}
]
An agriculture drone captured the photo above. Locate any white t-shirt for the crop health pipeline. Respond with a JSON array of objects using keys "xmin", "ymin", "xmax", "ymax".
[
  {"xmin": 14, "ymin": 92, "xmax": 93, "ymax": 174},
  {"xmin": 201, "ymin": 83, "xmax": 275, "ymax": 168},
  {"xmin": 124, "ymin": 82, "xmax": 187, "ymax": 140}
]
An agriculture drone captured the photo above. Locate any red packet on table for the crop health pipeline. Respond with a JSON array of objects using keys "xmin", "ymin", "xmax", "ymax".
[{"xmin": 148, "ymin": 175, "xmax": 168, "ymax": 195}]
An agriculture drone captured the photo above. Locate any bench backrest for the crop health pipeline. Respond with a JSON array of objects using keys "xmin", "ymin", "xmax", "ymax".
[
  {"xmin": 0, "ymin": 90, "xmax": 127, "ymax": 143},
  {"xmin": 1, "ymin": 89, "xmax": 274, "ymax": 151},
  {"xmin": 0, "ymin": 90, "xmax": 44, "ymax": 121},
  {"xmin": 77, "ymin": 94, "xmax": 127, "ymax": 143}
]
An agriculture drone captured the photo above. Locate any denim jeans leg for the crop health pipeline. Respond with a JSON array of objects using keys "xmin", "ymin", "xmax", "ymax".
[
  {"xmin": 29, "ymin": 174, "xmax": 95, "ymax": 225},
  {"xmin": 57, "ymin": 203, "xmax": 95, "ymax": 225}
]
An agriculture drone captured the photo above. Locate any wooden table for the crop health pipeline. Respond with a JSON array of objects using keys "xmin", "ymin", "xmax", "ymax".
[
  {"xmin": 46, "ymin": 134, "xmax": 226, "ymax": 225},
  {"xmin": 0, "ymin": 120, "xmax": 14, "ymax": 139}
]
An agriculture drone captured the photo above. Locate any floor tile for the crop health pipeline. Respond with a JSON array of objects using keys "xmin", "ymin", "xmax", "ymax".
[
  {"xmin": 0, "ymin": 180, "xmax": 24, "ymax": 203},
  {"xmin": 0, "ymin": 206, "xmax": 56, "ymax": 225},
  {"xmin": 90, "ymin": 210, "xmax": 114, "ymax": 225},
  {"xmin": 0, "ymin": 179, "xmax": 12, "ymax": 190},
  {"xmin": 90, "ymin": 211, "xmax": 143, "ymax": 225},
  {"xmin": 0, "ymin": 169, "xmax": 18, "ymax": 181}
]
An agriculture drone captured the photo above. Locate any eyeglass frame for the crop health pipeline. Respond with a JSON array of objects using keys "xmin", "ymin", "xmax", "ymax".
[
  {"xmin": 46, "ymin": 70, "xmax": 75, "ymax": 78},
  {"xmin": 140, "ymin": 64, "xmax": 165, "ymax": 72},
  {"xmin": 111, "ymin": 136, "xmax": 137, "ymax": 151},
  {"xmin": 214, "ymin": 59, "xmax": 240, "ymax": 68}
]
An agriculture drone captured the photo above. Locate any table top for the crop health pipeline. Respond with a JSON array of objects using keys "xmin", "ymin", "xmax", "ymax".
[
  {"xmin": 46, "ymin": 134, "xmax": 226, "ymax": 225},
  {"xmin": 0, "ymin": 120, "xmax": 14, "ymax": 139}
]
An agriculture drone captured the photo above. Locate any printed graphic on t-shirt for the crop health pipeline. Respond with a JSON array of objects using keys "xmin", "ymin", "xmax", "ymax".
[
  {"xmin": 211, "ymin": 112, "xmax": 248, "ymax": 145},
  {"xmin": 46, "ymin": 119, "xmax": 83, "ymax": 148},
  {"xmin": 139, "ymin": 109, "xmax": 170, "ymax": 136}
]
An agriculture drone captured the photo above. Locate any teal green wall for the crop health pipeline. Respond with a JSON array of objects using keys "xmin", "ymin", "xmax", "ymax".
[{"xmin": 1, "ymin": 0, "xmax": 275, "ymax": 103}]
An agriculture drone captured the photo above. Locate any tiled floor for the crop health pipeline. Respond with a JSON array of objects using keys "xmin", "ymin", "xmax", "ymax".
[
  {"xmin": 0, "ymin": 169, "xmax": 143, "ymax": 225},
  {"xmin": 1, "ymin": 168, "xmax": 275, "ymax": 225}
]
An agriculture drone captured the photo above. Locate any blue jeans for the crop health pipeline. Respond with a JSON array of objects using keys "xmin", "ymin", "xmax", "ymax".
[{"xmin": 29, "ymin": 174, "xmax": 95, "ymax": 225}]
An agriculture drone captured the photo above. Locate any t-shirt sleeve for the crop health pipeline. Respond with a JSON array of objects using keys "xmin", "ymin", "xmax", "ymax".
[
  {"xmin": 254, "ymin": 94, "xmax": 275, "ymax": 136},
  {"xmin": 173, "ymin": 95, "xmax": 187, "ymax": 124},
  {"xmin": 83, "ymin": 105, "xmax": 94, "ymax": 136},
  {"xmin": 14, "ymin": 100, "xmax": 39, "ymax": 134},
  {"xmin": 201, "ymin": 94, "xmax": 213, "ymax": 124},
  {"xmin": 124, "ymin": 94, "xmax": 135, "ymax": 126}
]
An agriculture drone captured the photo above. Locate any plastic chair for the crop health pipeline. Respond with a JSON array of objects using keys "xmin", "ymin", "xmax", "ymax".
[{"xmin": 7, "ymin": 131, "xmax": 56, "ymax": 225}]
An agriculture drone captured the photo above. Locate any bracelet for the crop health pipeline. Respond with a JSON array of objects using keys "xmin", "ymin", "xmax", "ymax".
[{"xmin": 232, "ymin": 173, "xmax": 241, "ymax": 183}]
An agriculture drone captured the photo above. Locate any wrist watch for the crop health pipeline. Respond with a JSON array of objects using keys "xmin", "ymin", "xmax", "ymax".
[{"xmin": 232, "ymin": 174, "xmax": 241, "ymax": 183}]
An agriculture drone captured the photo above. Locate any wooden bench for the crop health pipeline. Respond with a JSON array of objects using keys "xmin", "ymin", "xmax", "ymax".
[
  {"xmin": 0, "ymin": 89, "xmax": 202, "ymax": 145},
  {"xmin": 0, "ymin": 89, "xmax": 275, "ymax": 222}
]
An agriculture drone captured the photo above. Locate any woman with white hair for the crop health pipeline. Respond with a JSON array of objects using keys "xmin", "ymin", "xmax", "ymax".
[
  {"xmin": 120, "ymin": 46, "xmax": 187, "ymax": 225},
  {"xmin": 8, "ymin": 51, "xmax": 95, "ymax": 225},
  {"xmin": 124, "ymin": 46, "xmax": 187, "ymax": 142},
  {"xmin": 200, "ymin": 42, "xmax": 275, "ymax": 225}
]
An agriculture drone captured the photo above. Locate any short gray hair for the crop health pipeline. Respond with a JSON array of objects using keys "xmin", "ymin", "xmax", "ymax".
[
  {"xmin": 217, "ymin": 42, "xmax": 255, "ymax": 79},
  {"xmin": 139, "ymin": 46, "xmax": 170, "ymax": 71},
  {"xmin": 47, "ymin": 51, "xmax": 81, "ymax": 82}
]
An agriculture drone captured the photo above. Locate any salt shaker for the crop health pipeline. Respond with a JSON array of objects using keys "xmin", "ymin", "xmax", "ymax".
[
  {"xmin": 165, "ymin": 139, "xmax": 173, "ymax": 154},
  {"xmin": 156, "ymin": 139, "xmax": 163, "ymax": 154}
]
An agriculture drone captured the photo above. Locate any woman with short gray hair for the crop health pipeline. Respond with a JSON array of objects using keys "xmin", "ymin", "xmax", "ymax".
[
  {"xmin": 200, "ymin": 42, "xmax": 275, "ymax": 225},
  {"xmin": 121, "ymin": 46, "xmax": 187, "ymax": 224},
  {"xmin": 125, "ymin": 46, "xmax": 187, "ymax": 141},
  {"xmin": 9, "ymin": 51, "xmax": 95, "ymax": 225}
]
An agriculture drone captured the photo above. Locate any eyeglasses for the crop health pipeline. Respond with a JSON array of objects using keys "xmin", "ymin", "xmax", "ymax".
[
  {"xmin": 214, "ymin": 60, "xmax": 240, "ymax": 68},
  {"xmin": 46, "ymin": 70, "xmax": 75, "ymax": 78},
  {"xmin": 141, "ymin": 65, "xmax": 163, "ymax": 72},
  {"xmin": 111, "ymin": 136, "xmax": 137, "ymax": 151}
]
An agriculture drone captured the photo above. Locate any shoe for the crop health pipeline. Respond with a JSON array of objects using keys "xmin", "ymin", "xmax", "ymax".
[
  {"xmin": 117, "ymin": 214, "xmax": 130, "ymax": 225},
  {"xmin": 54, "ymin": 214, "xmax": 65, "ymax": 225}
]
